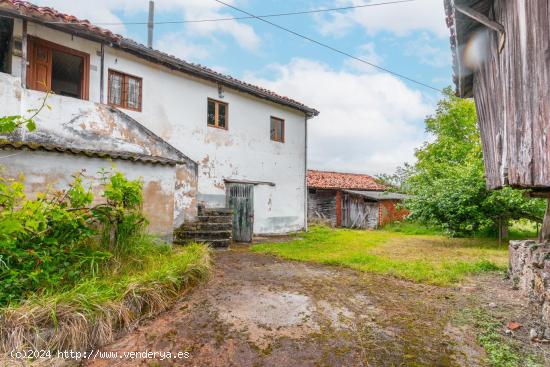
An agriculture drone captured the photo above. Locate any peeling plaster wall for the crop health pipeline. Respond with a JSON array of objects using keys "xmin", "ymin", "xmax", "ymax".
[
  {"xmin": 4, "ymin": 20, "xmax": 307, "ymax": 234},
  {"xmin": 102, "ymin": 48, "xmax": 307, "ymax": 234},
  {"xmin": 0, "ymin": 72, "xmax": 198, "ymax": 231},
  {"xmin": 1, "ymin": 149, "xmax": 177, "ymax": 240}
]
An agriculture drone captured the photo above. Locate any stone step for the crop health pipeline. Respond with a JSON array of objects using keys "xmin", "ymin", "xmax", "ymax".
[
  {"xmin": 177, "ymin": 222, "xmax": 232, "ymax": 232},
  {"xmin": 175, "ymin": 230, "xmax": 232, "ymax": 241},
  {"xmin": 199, "ymin": 208, "xmax": 233, "ymax": 216},
  {"xmin": 174, "ymin": 238, "xmax": 231, "ymax": 248},
  {"xmin": 197, "ymin": 215, "xmax": 233, "ymax": 223}
]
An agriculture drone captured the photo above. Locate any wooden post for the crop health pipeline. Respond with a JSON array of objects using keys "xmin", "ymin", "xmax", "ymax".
[
  {"xmin": 539, "ymin": 198, "xmax": 550, "ymax": 242},
  {"xmin": 20, "ymin": 19, "xmax": 27, "ymax": 88},
  {"xmin": 336, "ymin": 190, "xmax": 342, "ymax": 227}
]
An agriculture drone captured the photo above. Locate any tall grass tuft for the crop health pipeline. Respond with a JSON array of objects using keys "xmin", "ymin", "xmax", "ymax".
[{"xmin": 0, "ymin": 241, "xmax": 210, "ymax": 353}]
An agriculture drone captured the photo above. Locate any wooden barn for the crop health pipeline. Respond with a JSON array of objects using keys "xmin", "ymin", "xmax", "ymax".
[
  {"xmin": 307, "ymin": 170, "xmax": 409, "ymax": 229},
  {"xmin": 445, "ymin": 0, "xmax": 550, "ymax": 237},
  {"xmin": 445, "ymin": 0, "xmax": 550, "ymax": 191}
]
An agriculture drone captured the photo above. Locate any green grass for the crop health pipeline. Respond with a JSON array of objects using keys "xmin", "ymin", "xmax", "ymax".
[
  {"xmin": 382, "ymin": 221, "xmax": 445, "ymax": 235},
  {"xmin": 457, "ymin": 309, "xmax": 543, "ymax": 367},
  {"xmin": 0, "ymin": 237, "xmax": 210, "ymax": 353},
  {"xmin": 251, "ymin": 226, "xmax": 508, "ymax": 286}
]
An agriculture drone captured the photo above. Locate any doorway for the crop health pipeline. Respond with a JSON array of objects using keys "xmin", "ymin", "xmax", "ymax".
[
  {"xmin": 226, "ymin": 183, "xmax": 254, "ymax": 242},
  {"xmin": 0, "ymin": 17, "xmax": 13, "ymax": 74},
  {"xmin": 26, "ymin": 37, "xmax": 89, "ymax": 99}
]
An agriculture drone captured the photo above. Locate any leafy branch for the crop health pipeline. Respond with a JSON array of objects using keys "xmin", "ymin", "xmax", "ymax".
[{"xmin": 0, "ymin": 90, "xmax": 51, "ymax": 134}]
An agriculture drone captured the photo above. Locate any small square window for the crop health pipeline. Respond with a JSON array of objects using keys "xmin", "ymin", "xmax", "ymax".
[
  {"xmin": 207, "ymin": 98, "xmax": 228, "ymax": 129},
  {"xmin": 108, "ymin": 70, "xmax": 142, "ymax": 111},
  {"xmin": 270, "ymin": 116, "xmax": 284, "ymax": 143}
]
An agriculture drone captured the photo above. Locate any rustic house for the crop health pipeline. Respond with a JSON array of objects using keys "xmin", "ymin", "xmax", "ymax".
[
  {"xmin": 307, "ymin": 170, "xmax": 408, "ymax": 229},
  {"xmin": 0, "ymin": 0, "xmax": 318, "ymax": 243},
  {"xmin": 446, "ymin": 0, "xmax": 550, "ymax": 338}
]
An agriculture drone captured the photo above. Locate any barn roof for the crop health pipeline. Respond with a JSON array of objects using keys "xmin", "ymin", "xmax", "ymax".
[
  {"xmin": 0, "ymin": 0, "xmax": 319, "ymax": 117},
  {"xmin": 444, "ymin": 0, "xmax": 493, "ymax": 97},
  {"xmin": 342, "ymin": 189, "xmax": 409, "ymax": 201},
  {"xmin": 307, "ymin": 170, "xmax": 386, "ymax": 191}
]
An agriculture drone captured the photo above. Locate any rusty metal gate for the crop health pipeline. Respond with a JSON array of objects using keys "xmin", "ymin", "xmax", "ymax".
[{"xmin": 226, "ymin": 183, "xmax": 254, "ymax": 242}]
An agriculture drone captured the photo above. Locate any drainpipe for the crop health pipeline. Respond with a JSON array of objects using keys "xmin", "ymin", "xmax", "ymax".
[
  {"xmin": 99, "ymin": 42, "xmax": 105, "ymax": 104},
  {"xmin": 20, "ymin": 19, "xmax": 27, "ymax": 88},
  {"xmin": 304, "ymin": 114, "xmax": 308, "ymax": 232}
]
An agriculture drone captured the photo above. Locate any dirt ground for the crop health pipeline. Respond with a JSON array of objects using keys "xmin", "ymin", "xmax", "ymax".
[{"xmin": 85, "ymin": 245, "xmax": 549, "ymax": 367}]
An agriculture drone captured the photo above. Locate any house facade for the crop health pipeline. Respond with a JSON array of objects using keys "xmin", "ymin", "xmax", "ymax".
[
  {"xmin": 307, "ymin": 170, "xmax": 408, "ymax": 229},
  {"xmin": 0, "ymin": 0, "xmax": 318, "ymax": 240}
]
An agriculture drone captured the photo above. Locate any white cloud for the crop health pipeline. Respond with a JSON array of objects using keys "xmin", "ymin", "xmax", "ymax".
[
  {"xmin": 155, "ymin": 32, "xmax": 212, "ymax": 60},
  {"xmin": 315, "ymin": 0, "xmax": 448, "ymax": 38},
  {"xmin": 344, "ymin": 42, "xmax": 384, "ymax": 72},
  {"xmin": 245, "ymin": 59, "xmax": 433, "ymax": 175},
  {"xmin": 405, "ymin": 32, "xmax": 451, "ymax": 68},
  {"xmin": 32, "ymin": 0, "xmax": 260, "ymax": 58}
]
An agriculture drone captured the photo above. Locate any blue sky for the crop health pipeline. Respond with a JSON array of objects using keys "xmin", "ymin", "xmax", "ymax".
[{"xmin": 36, "ymin": 0, "xmax": 452, "ymax": 175}]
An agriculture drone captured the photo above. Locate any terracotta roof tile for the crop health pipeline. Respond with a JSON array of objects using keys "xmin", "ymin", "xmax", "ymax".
[
  {"xmin": 0, "ymin": 141, "xmax": 183, "ymax": 165},
  {"xmin": 307, "ymin": 170, "xmax": 386, "ymax": 191},
  {"xmin": 0, "ymin": 0, "xmax": 319, "ymax": 116}
]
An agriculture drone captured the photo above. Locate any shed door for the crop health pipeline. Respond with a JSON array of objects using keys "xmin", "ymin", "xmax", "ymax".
[
  {"xmin": 227, "ymin": 183, "xmax": 254, "ymax": 242},
  {"xmin": 343, "ymin": 195, "xmax": 379, "ymax": 229}
]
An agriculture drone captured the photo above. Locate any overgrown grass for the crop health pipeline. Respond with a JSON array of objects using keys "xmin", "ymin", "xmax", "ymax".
[
  {"xmin": 0, "ymin": 237, "xmax": 210, "ymax": 353},
  {"xmin": 382, "ymin": 221, "xmax": 445, "ymax": 235},
  {"xmin": 251, "ymin": 226, "xmax": 508, "ymax": 286},
  {"xmin": 457, "ymin": 308, "xmax": 543, "ymax": 367}
]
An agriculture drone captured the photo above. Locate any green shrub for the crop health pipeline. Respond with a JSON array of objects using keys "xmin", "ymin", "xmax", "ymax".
[{"xmin": 0, "ymin": 169, "xmax": 146, "ymax": 307}]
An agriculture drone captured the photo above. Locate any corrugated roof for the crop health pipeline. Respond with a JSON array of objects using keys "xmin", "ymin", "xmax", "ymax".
[
  {"xmin": 0, "ymin": 141, "xmax": 184, "ymax": 165},
  {"xmin": 0, "ymin": 0, "xmax": 319, "ymax": 117},
  {"xmin": 343, "ymin": 189, "xmax": 409, "ymax": 201},
  {"xmin": 307, "ymin": 170, "xmax": 386, "ymax": 191}
]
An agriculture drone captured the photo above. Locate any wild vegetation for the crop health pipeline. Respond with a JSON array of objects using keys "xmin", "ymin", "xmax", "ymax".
[
  {"xmin": 252, "ymin": 225, "xmax": 508, "ymax": 286},
  {"xmin": 380, "ymin": 88, "xmax": 545, "ymax": 237},
  {"xmin": 0, "ymin": 168, "xmax": 210, "ymax": 353}
]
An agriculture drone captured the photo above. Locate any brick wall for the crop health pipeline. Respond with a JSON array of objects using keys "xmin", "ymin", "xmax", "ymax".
[{"xmin": 378, "ymin": 200, "xmax": 409, "ymax": 227}]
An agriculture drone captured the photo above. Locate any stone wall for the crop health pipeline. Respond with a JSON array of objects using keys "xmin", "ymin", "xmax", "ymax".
[{"xmin": 509, "ymin": 240, "xmax": 550, "ymax": 338}]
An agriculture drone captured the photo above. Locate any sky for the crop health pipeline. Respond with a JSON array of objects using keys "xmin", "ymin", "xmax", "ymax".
[{"xmin": 34, "ymin": 0, "xmax": 452, "ymax": 176}]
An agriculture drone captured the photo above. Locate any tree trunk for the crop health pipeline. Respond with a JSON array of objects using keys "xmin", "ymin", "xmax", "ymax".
[
  {"xmin": 499, "ymin": 220, "xmax": 509, "ymax": 240},
  {"xmin": 539, "ymin": 198, "xmax": 550, "ymax": 242}
]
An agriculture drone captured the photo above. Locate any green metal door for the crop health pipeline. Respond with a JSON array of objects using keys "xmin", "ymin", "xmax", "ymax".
[{"xmin": 227, "ymin": 183, "xmax": 254, "ymax": 242}]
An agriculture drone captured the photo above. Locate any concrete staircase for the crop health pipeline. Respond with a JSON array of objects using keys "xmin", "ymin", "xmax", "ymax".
[{"xmin": 174, "ymin": 207, "xmax": 233, "ymax": 248}]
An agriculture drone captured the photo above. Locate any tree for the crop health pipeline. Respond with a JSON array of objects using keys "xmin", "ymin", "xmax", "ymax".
[{"xmin": 404, "ymin": 87, "xmax": 545, "ymax": 237}]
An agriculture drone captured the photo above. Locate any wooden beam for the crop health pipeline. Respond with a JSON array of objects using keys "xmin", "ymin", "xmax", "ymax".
[
  {"xmin": 224, "ymin": 178, "xmax": 275, "ymax": 187},
  {"xmin": 455, "ymin": 4, "xmax": 506, "ymax": 51},
  {"xmin": 20, "ymin": 19, "xmax": 27, "ymax": 88}
]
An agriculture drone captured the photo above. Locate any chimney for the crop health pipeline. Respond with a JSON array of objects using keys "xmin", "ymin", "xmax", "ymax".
[{"xmin": 147, "ymin": 1, "xmax": 155, "ymax": 48}]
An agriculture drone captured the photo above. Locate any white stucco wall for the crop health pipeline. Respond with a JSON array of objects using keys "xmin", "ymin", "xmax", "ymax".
[
  {"xmin": 7, "ymin": 20, "xmax": 308, "ymax": 234},
  {"xmin": 1, "ymin": 149, "xmax": 177, "ymax": 240},
  {"xmin": 0, "ymin": 72, "xmax": 198, "ymax": 231}
]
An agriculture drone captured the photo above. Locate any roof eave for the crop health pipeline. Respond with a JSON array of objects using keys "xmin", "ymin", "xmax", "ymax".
[{"xmin": 0, "ymin": 3, "xmax": 318, "ymax": 117}]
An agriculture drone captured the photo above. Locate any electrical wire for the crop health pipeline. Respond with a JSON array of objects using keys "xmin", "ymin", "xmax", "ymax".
[
  {"xmin": 48, "ymin": 0, "xmax": 416, "ymax": 25},
  {"xmin": 212, "ymin": 0, "xmax": 443, "ymax": 93}
]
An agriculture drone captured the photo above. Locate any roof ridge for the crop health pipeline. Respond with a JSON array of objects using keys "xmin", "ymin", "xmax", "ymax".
[
  {"xmin": 308, "ymin": 169, "xmax": 377, "ymax": 177},
  {"xmin": 0, "ymin": 0, "xmax": 319, "ymax": 116}
]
